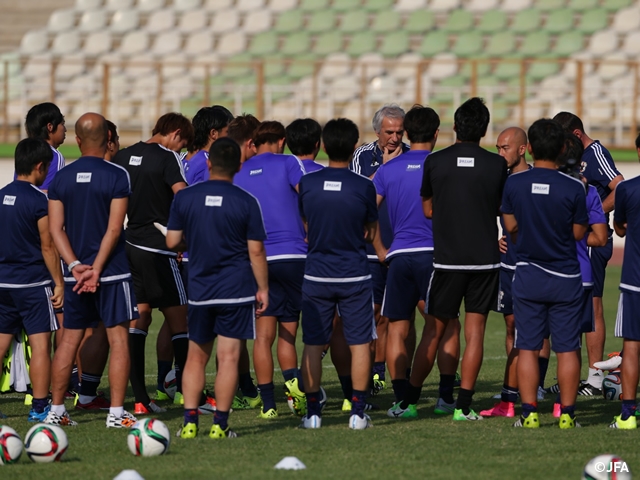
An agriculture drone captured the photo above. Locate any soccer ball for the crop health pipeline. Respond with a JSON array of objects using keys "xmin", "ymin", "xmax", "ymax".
[
  {"xmin": 602, "ymin": 372, "xmax": 623, "ymax": 401},
  {"xmin": 0, "ymin": 426, "xmax": 22, "ymax": 465},
  {"xmin": 163, "ymin": 369, "xmax": 177, "ymax": 400},
  {"xmin": 127, "ymin": 418, "xmax": 170, "ymax": 457},
  {"xmin": 582, "ymin": 454, "xmax": 632, "ymax": 479},
  {"xmin": 24, "ymin": 424, "xmax": 68, "ymax": 463}
]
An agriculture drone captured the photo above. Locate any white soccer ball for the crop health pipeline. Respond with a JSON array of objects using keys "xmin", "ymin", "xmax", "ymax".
[
  {"xmin": 163, "ymin": 369, "xmax": 177, "ymax": 400},
  {"xmin": 0, "ymin": 425, "xmax": 23, "ymax": 465},
  {"xmin": 127, "ymin": 418, "xmax": 170, "ymax": 457},
  {"xmin": 24, "ymin": 424, "xmax": 68, "ymax": 463},
  {"xmin": 583, "ymin": 454, "xmax": 632, "ymax": 479},
  {"xmin": 602, "ymin": 372, "xmax": 623, "ymax": 401}
]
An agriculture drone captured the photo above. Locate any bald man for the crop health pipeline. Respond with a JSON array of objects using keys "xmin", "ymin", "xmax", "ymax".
[{"xmin": 46, "ymin": 113, "xmax": 139, "ymax": 428}]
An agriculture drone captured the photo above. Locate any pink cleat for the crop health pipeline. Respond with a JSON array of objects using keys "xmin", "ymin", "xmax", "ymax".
[
  {"xmin": 479, "ymin": 401, "xmax": 515, "ymax": 417},
  {"xmin": 553, "ymin": 403, "xmax": 561, "ymax": 418}
]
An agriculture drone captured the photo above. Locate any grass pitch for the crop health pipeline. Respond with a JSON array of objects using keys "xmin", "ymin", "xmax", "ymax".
[{"xmin": 0, "ymin": 266, "xmax": 636, "ymax": 479}]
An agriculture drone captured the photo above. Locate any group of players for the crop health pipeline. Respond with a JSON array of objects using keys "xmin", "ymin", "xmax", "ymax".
[{"xmin": 0, "ymin": 97, "xmax": 639, "ymax": 438}]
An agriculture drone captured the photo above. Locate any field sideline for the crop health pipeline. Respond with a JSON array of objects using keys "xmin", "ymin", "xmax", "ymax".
[{"xmin": 0, "ymin": 266, "xmax": 635, "ymax": 479}]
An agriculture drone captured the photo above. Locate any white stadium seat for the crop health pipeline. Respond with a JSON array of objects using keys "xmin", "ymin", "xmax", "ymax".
[
  {"xmin": 190, "ymin": 52, "xmax": 221, "ymax": 78},
  {"xmin": 211, "ymin": 10, "xmax": 239, "ymax": 32},
  {"xmin": 612, "ymin": 7, "xmax": 640, "ymax": 33},
  {"xmin": 216, "ymin": 31, "xmax": 246, "ymax": 56},
  {"xmin": 389, "ymin": 52, "xmax": 422, "ymax": 80},
  {"xmin": 51, "ymin": 31, "xmax": 81, "ymax": 55},
  {"xmin": 268, "ymin": 0, "xmax": 297, "ymax": 11},
  {"xmin": 319, "ymin": 52, "xmax": 352, "ymax": 79},
  {"xmin": 395, "ymin": 0, "xmax": 427, "ymax": 11},
  {"xmin": 467, "ymin": 0, "xmax": 499, "ymax": 11},
  {"xmin": 146, "ymin": 10, "xmax": 176, "ymax": 33},
  {"xmin": 329, "ymin": 75, "xmax": 359, "ymax": 103},
  {"xmin": 126, "ymin": 53, "xmax": 156, "ymax": 77},
  {"xmin": 20, "ymin": 30, "xmax": 48, "ymax": 55},
  {"xmin": 562, "ymin": 51, "xmax": 594, "ymax": 77},
  {"xmin": 587, "ymin": 30, "xmax": 618, "ymax": 56},
  {"xmin": 243, "ymin": 10, "xmax": 272, "ymax": 33},
  {"xmin": 56, "ymin": 53, "xmax": 85, "ymax": 80},
  {"xmin": 161, "ymin": 52, "xmax": 187, "ymax": 78},
  {"xmin": 184, "ymin": 31, "xmax": 214, "ymax": 56},
  {"xmin": 621, "ymin": 30, "xmax": 640, "ymax": 55},
  {"xmin": 501, "ymin": 0, "xmax": 531, "ymax": 11},
  {"xmin": 83, "ymin": 31, "xmax": 112, "ymax": 55},
  {"xmin": 111, "ymin": 10, "xmax": 139, "ymax": 33},
  {"xmin": 427, "ymin": 0, "xmax": 460, "ymax": 12},
  {"xmin": 598, "ymin": 52, "xmax": 628, "ymax": 81},
  {"xmin": 357, "ymin": 52, "xmax": 385, "ymax": 79},
  {"xmin": 23, "ymin": 53, "xmax": 52, "ymax": 79},
  {"xmin": 79, "ymin": 10, "xmax": 107, "ymax": 32},
  {"xmin": 178, "ymin": 10, "xmax": 208, "ymax": 32},
  {"xmin": 237, "ymin": 0, "xmax": 265, "ymax": 11},
  {"xmin": 106, "ymin": 0, "xmax": 132, "ymax": 10},
  {"xmin": 138, "ymin": 0, "xmax": 165, "ymax": 11},
  {"xmin": 47, "ymin": 10, "xmax": 77, "ymax": 33},
  {"xmin": 204, "ymin": 0, "xmax": 233, "ymax": 10},
  {"xmin": 174, "ymin": 0, "xmax": 201, "ymax": 11},
  {"xmin": 426, "ymin": 52, "xmax": 458, "ymax": 79},
  {"xmin": 151, "ymin": 31, "xmax": 182, "ymax": 56},
  {"xmin": 119, "ymin": 31, "xmax": 149, "ymax": 55},
  {"xmin": 74, "ymin": 0, "xmax": 102, "ymax": 10}
]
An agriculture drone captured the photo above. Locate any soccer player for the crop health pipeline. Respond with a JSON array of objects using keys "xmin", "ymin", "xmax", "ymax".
[
  {"xmin": 392, "ymin": 98, "xmax": 507, "ymax": 421},
  {"xmin": 350, "ymin": 104, "xmax": 410, "ymax": 395},
  {"xmin": 169, "ymin": 138, "xmax": 268, "ymax": 439},
  {"xmin": 374, "ymin": 106, "xmax": 461, "ymax": 415},
  {"xmin": 112, "ymin": 113, "xmax": 194, "ymax": 414},
  {"xmin": 502, "ymin": 118, "xmax": 588, "ymax": 429},
  {"xmin": 46, "ymin": 112, "xmax": 138, "ymax": 428},
  {"xmin": 105, "ymin": 120, "xmax": 120, "ymax": 161},
  {"xmin": 227, "ymin": 114, "xmax": 260, "ymax": 164},
  {"xmin": 0, "ymin": 138, "xmax": 63, "ymax": 422},
  {"xmin": 298, "ymin": 118, "xmax": 378, "ymax": 430},
  {"xmin": 234, "ymin": 121, "xmax": 306, "ymax": 419},
  {"xmin": 286, "ymin": 118, "xmax": 323, "ymax": 172},
  {"xmin": 554, "ymin": 111, "xmax": 624, "ymax": 395}
]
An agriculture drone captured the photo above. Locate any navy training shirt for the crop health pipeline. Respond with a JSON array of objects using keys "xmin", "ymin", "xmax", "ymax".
[{"xmin": 614, "ymin": 176, "xmax": 640, "ymax": 292}]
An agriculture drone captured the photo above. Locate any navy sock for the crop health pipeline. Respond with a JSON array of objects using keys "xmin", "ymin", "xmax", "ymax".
[
  {"xmin": 439, "ymin": 374, "xmax": 455, "ymax": 404},
  {"xmin": 455, "ymin": 388, "xmax": 475, "ymax": 415},
  {"xmin": 171, "ymin": 333, "xmax": 188, "ymax": 393},
  {"xmin": 296, "ymin": 370, "xmax": 305, "ymax": 392},
  {"xmin": 391, "ymin": 379, "xmax": 408, "ymax": 402},
  {"xmin": 79, "ymin": 372, "xmax": 101, "ymax": 397},
  {"xmin": 129, "ymin": 329, "xmax": 150, "ymax": 404},
  {"xmin": 538, "ymin": 356, "xmax": 550, "ymax": 389},
  {"xmin": 522, "ymin": 402, "xmax": 537, "ymax": 418},
  {"xmin": 258, "ymin": 382, "xmax": 276, "ymax": 411},
  {"xmin": 69, "ymin": 366, "xmax": 80, "ymax": 392},
  {"xmin": 373, "ymin": 362, "xmax": 386, "ymax": 380},
  {"xmin": 239, "ymin": 372, "xmax": 258, "ymax": 398},
  {"xmin": 32, "ymin": 397, "xmax": 48, "ymax": 414},
  {"xmin": 400, "ymin": 383, "xmax": 422, "ymax": 409},
  {"xmin": 338, "ymin": 375, "xmax": 352, "ymax": 401},
  {"xmin": 555, "ymin": 392, "xmax": 561, "ymax": 404},
  {"xmin": 560, "ymin": 404, "xmax": 575, "ymax": 418},
  {"xmin": 214, "ymin": 410, "xmax": 229, "ymax": 429},
  {"xmin": 306, "ymin": 391, "xmax": 322, "ymax": 417},
  {"xmin": 621, "ymin": 400, "xmax": 636, "ymax": 420},
  {"xmin": 157, "ymin": 360, "xmax": 173, "ymax": 392},
  {"xmin": 350, "ymin": 390, "xmax": 367, "ymax": 418},
  {"xmin": 282, "ymin": 368, "xmax": 297, "ymax": 383},
  {"xmin": 184, "ymin": 408, "xmax": 199, "ymax": 427},
  {"xmin": 501, "ymin": 384, "xmax": 519, "ymax": 404},
  {"xmin": 405, "ymin": 368, "xmax": 411, "ymax": 380}
]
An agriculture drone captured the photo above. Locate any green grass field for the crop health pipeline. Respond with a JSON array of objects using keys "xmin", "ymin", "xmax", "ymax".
[{"xmin": 0, "ymin": 266, "xmax": 636, "ymax": 479}]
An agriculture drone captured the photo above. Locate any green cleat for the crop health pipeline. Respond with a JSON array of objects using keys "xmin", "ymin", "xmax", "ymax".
[
  {"xmin": 342, "ymin": 399, "xmax": 352, "ymax": 412},
  {"xmin": 24, "ymin": 394, "xmax": 33, "ymax": 406},
  {"xmin": 434, "ymin": 398, "xmax": 456, "ymax": 415},
  {"xmin": 244, "ymin": 393, "xmax": 262, "ymax": 409},
  {"xmin": 453, "ymin": 409, "xmax": 484, "ymax": 421},
  {"xmin": 174, "ymin": 392, "xmax": 184, "ymax": 405},
  {"xmin": 370, "ymin": 374, "xmax": 386, "ymax": 396},
  {"xmin": 156, "ymin": 390, "xmax": 171, "ymax": 402},
  {"xmin": 387, "ymin": 402, "xmax": 418, "ymax": 419},
  {"xmin": 231, "ymin": 395, "xmax": 250, "ymax": 410},
  {"xmin": 284, "ymin": 379, "xmax": 306, "ymax": 415},
  {"xmin": 559, "ymin": 413, "xmax": 581, "ymax": 429},
  {"xmin": 259, "ymin": 408, "xmax": 278, "ymax": 419},
  {"xmin": 610, "ymin": 415, "xmax": 637, "ymax": 429},
  {"xmin": 209, "ymin": 424, "xmax": 238, "ymax": 439},
  {"xmin": 177, "ymin": 422, "xmax": 198, "ymax": 439},
  {"xmin": 513, "ymin": 412, "xmax": 540, "ymax": 428}
]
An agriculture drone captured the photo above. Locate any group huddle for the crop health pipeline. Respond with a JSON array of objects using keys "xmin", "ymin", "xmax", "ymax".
[{"xmin": 0, "ymin": 96, "xmax": 638, "ymax": 440}]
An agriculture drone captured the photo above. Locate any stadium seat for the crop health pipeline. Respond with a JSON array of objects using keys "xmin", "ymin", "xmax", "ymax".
[
  {"xmin": 452, "ymin": 31, "xmax": 483, "ymax": 57},
  {"xmin": 236, "ymin": 0, "xmax": 265, "ymax": 11},
  {"xmin": 601, "ymin": 0, "xmax": 633, "ymax": 11},
  {"xmin": 221, "ymin": 52, "xmax": 253, "ymax": 78},
  {"xmin": 416, "ymin": 30, "xmax": 448, "ymax": 57},
  {"xmin": 318, "ymin": 52, "xmax": 352, "ymax": 78},
  {"xmin": 203, "ymin": 0, "xmax": 232, "ymax": 10},
  {"xmin": 612, "ymin": 7, "xmax": 640, "ymax": 33},
  {"xmin": 537, "ymin": 0, "xmax": 565, "ymax": 10},
  {"xmin": 395, "ymin": 0, "xmax": 426, "ymax": 10},
  {"xmin": 146, "ymin": 10, "xmax": 176, "ymax": 33},
  {"xmin": 125, "ymin": 53, "xmax": 156, "ymax": 77},
  {"xmin": 519, "ymin": 31, "xmax": 551, "ymax": 57},
  {"xmin": 363, "ymin": 0, "xmax": 394, "ymax": 11},
  {"xmin": 244, "ymin": 10, "xmax": 272, "ymax": 33},
  {"xmin": 151, "ymin": 31, "xmax": 182, "ymax": 56},
  {"xmin": 371, "ymin": 11, "xmax": 401, "ymax": 32},
  {"xmin": 328, "ymin": 75, "xmax": 359, "ymax": 102},
  {"xmin": 273, "ymin": 9, "xmax": 303, "ymax": 33},
  {"xmin": 553, "ymin": 31, "xmax": 583, "ymax": 56},
  {"xmin": 587, "ymin": 30, "xmax": 618, "ymax": 55},
  {"xmin": 313, "ymin": 31, "xmax": 344, "ymax": 55},
  {"xmin": 20, "ymin": 30, "xmax": 48, "ymax": 55},
  {"xmin": 184, "ymin": 31, "xmax": 214, "ymax": 56},
  {"xmin": 404, "ymin": 10, "xmax": 435, "ymax": 33},
  {"xmin": 511, "ymin": 9, "xmax": 541, "ymax": 33},
  {"xmin": 74, "ymin": 0, "xmax": 102, "ymax": 10},
  {"xmin": 287, "ymin": 53, "xmax": 316, "ymax": 78},
  {"xmin": 138, "ymin": 0, "xmax": 165, "ymax": 11},
  {"xmin": 485, "ymin": 31, "xmax": 515, "ymax": 56},
  {"xmin": 347, "ymin": 31, "xmax": 377, "ymax": 57},
  {"xmin": 268, "ymin": 0, "xmax": 298, "ymax": 12},
  {"xmin": 190, "ymin": 52, "xmax": 221, "ymax": 78},
  {"xmin": 299, "ymin": 0, "xmax": 328, "ymax": 11},
  {"xmin": 55, "ymin": 53, "xmax": 85, "ymax": 80},
  {"xmin": 477, "ymin": 10, "xmax": 506, "ymax": 33},
  {"xmin": 380, "ymin": 31, "xmax": 409, "ymax": 57},
  {"xmin": 47, "ymin": 10, "xmax": 76, "ymax": 33},
  {"xmin": 339, "ymin": 10, "xmax": 369, "ymax": 33},
  {"xmin": 217, "ymin": 31, "xmax": 247, "ymax": 56},
  {"xmin": 52, "ymin": 31, "xmax": 81, "ymax": 55},
  {"xmin": 306, "ymin": 11, "xmax": 336, "ymax": 33},
  {"xmin": 567, "ymin": 0, "xmax": 597, "ymax": 8},
  {"xmin": 389, "ymin": 52, "xmax": 422, "ymax": 79},
  {"xmin": 501, "ymin": 0, "xmax": 531, "ymax": 11},
  {"xmin": 427, "ymin": 0, "xmax": 461, "ymax": 12},
  {"xmin": 332, "ymin": 0, "xmax": 361, "ymax": 11},
  {"xmin": 543, "ymin": 9, "xmax": 574, "ymax": 33},
  {"xmin": 281, "ymin": 31, "xmax": 310, "ymax": 55},
  {"xmin": 119, "ymin": 31, "xmax": 150, "ymax": 56},
  {"xmin": 621, "ymin": 30, "xmax": 640, "ymax": 55},
  {"xmin": 248, "ymin": 31, "xmax": 278, "ymax": 55},
  {"xmin": 562, "ymin": 51, "xmax": 594, "ymax": 76},
  {"xmin": 105, "ymin": 0, "xmax": 132, "ymax": 11},
  {"xmin": 83, "ymin": 31, "xmax": 112, "ymax": 55},
  {"xmin": 111, "ymin": 10, "xmax": 139, "ymax": 33},
  {"xmin": 174, "ymin": 0, "xmax": 201, "ymax": 11},
  {"xmin": 211, "ymin": 10, "xmax": 240, "ymax": 33},
  {"xmin": 177, "ymin": 11, "xmax": 208, "ymax": 32},
  {"xmin": 466, "ymin": 0, "xmax": 498, "ymax": 11},
  {"xmin": 426, "ymin": 52, "xmax": 458, "ymax": 79},
  {"xmin": 161, "ymin": 52, "xmax": 187, "ymax": 78},
  {"xmin": 357, "ymin": 52, "xmax": 384, "ymax": 78},
  {"xmin": 442, "ymin": 10, "xmax": 473, "ymax": 32},
  {"xmin": 78, "ymin": 10, "xmax": 107, "ymax": 32},
  {"xmin": 23, "ymin": 53, "xmax": 52, "ymax": 79},
  {"xmin": 597, "ymin": 52, "xmax": 628, "ymax": 80},
  {"xmin": 576, "ymin": 8, "xmax": 608, "ymax": 34},
  {"xmin": 493, "ymin": 57, "xmax": 522, "ymax": 80},
  {"xmin": 459, "ymin": 60, "xmax": 491, "ymax": 78},
  {"xmin": 527, "ymin": 59, "xmax": 560, "ymax": 81}
]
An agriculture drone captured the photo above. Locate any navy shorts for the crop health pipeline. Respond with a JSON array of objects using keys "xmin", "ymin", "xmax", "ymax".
[
  {"xmin": 188, "ymin": 304, "xmax": 255, "ymax": 344},
  {"xmin": 580, "ymin": 287, "xmax": 595, "ymax": 334},
  {"xmin": 614, "ymin": 290, "xmax": 640, "ymax": 341},
  {"xmin": 262, "ymin": 261, "xmax": 304, "ymax": 322},
  {"xmin": 427, "ymin": 270, "xmax": 499, "ymax": 319},
  {"xmin": 590, "ymin": 236, "xmax": 612, "ymax": 298},
  {"xmin": 382, "ymin": 252, "xmax": 433, "ymax": 320},
  {"xmin": 369, "ymin": 260, "xmax": 388, "ymax": 306},
  {"xmin": 495, "ymin": 268, "xmax": 515, "ymax": 316},
  {"xmin": 301, "ymin": 279, "xmax": 377, "ymax": 346},
  {"xmin": 0, "ymin": 286, "xmax": 59, "ymax": 335},
  {"xmin": 512, "ymin": 265, "xmax": 582, "ymax": 353},
  {"xmin": 180, "ymin": 260, "xmax": 189, "ymax": 296},
  {"xmin": 64, "ymin": 280, "xmax": 139, "ymax": 330}
]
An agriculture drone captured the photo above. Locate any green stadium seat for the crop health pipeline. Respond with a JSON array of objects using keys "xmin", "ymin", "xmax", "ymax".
[
  {"xmin": 459, "ymin": 61, "xmax": 491, "ymax": 78},
  {"xmin": 511, "ymin": 9, "xmax": 541, "ymax": 34},
  {"xmin": 404, "ymin": 10, "xmax": 435, "ymax": 33},
  {"xmin": 299, "ymin": 0, "xmax": 328, "ymax": 11},
  {"xmin": 273, "ymin": 10, "xmax": 303, "ymax": 33},
  {"xmin": 527, "ymin": 59, "xmax": 560, "ymax": 80},
  {"xmin": 222, "ymin": 52, "xmax": 253, "ymax": 78},
  {"xmin": 477, "ymin": 10, "xmax": 506, "ymax": 33},
  {"xmin": 553, "ymin": 31, "xmax": 584, "ymax": 56},
  {"xmin": 417, "ymin": 30, "xmax": 449, "ymax": 57},
  {"xmin": 371, "ymin": 11, "xmax": 401, "ymax": 32},
  {"xmin": 486, "ymin": 31, "xmax": 515, "ymax": 56},
  {"xmin": 347, "ymin": 31, "xmax": 377, "ymax": 56},
  {"xmin": 332, "ymin": 0, "xmax": 361, "ymax": 11},
  {"xmin": 380, "ymin": 31, "xmax": 409, "ymax": 57},
  {"xmin": 567, "ymin": 0, "xmax": 597, "ymax": 9},
  {"xmin": 265, "ymin": 75, "xmax": 293, "ymax": 101},
  {"xmin": 263, "ymin": 54, "xmax": 286, "ymax": 78},
  {"xmin": 307, "ymin": 10, "xmax": 336, "ymax": 33},
  {"xmin": 490, "ymin": 106, "xmax": 511, "ymax": 123},
  {"xmin": 494, "ymin": 57, "xmax": 523, "ymax": 81},
  {"xmin": 340, "ymin": 10, "xmax": 369, "ymax": 33},
  {"xmin": 248, "ymin": 31, "xmax": 278, "ymax": 56},
  {"xmin": 536, "ymin": 0, "xmax": 565, "ymax": 10},
  {"xmin": 476, "ymin": 75, "xmax": 500, "ymax": 87},
  {"xmin": 601, "ymin": 0, "xmax": 632, "ymax": 10},
  {"xmin": 452, "ymin": 31, "xmax": 483, "ymax": 57},
  {"xmin": 287, "ymin": 53, "xmax": 317, "ymax": 78},
  {"xmin": 519, "ymin": 31, "xmax": 551, "ymax": 57},
  {"xmin": 442, "ymin": 10, "xmax": 474, "ymax": 32},
  {"xmin": 437, "ymin": 75, "xmax": 466, "ymax": 87},
  {"xmin": 576, "ymin": 9, "xmax": 608, "ymax": 34},
  {"xmin": 313, "ymin": 31, "xmax": 344, "ymax": 55},
  {"xmin": 281, "ymin": 31, "xmax": 311, "ymax": 55},
  {"xmin": 364, "ymin": 0, "xmax": 394, "ymax": 10},
  {"xmin": 544, "ymin": 9, "xmax": 574, "ymax": 33}
]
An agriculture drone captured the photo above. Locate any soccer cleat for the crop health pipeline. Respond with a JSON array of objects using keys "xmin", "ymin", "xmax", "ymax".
[
  {"xmin": 209, "ymin": 424, "xmax": 238, "ymax": 439},
  {"xmin": 610, "ymin": 415, "xmax": 637, "ymax": 429},
  {"xmin": 259, "ymin": 408, "xmax": 278, "ymax": 419},
  {"xmin": 134, "ymin": 401, "xmax": 167, "ymax": 415},
  {"xmin": 387, "ymin": 402, "xmax": 418, "ymax": 419},
  {"xmin": 284, "ymin": 379, "xmax": 305, "ymax": 415},
  {"xmin": 106, "ymin": 411, "xmax": 137, "ymax": 428},
  {"xmin": 24, "ymin": 394, "xmax": 33, "ymax": 406},
  {"xmin": 342, "ymin": 399, "xmax": 352, "ymax": 412},
  {"xmin": 492, "ymin": 393, "xmax": 502, "ymax": 399},
  {"xmin": 64, "ymin": 389, "xmax": 78, "ymax": 400},
  {"xmin": 434, "ymin": 398, "xmax": 456, "ymax": 415},
  {"xmin": 370, "ymin": 374, "xmax": 386, "ymax": 396},
  {"xmin": 480, "ymin": 401, "xmax": 515, "ymax": 418},
  {"xmin": 545, "ymin": 383, "xmax": 560, "ymax": 394},
  {"xmin": 156, "ymin": 390, "xmax": 171, "ymax": 402},
  {"xmin": 594, "ymin": 353, "xmax": 622, "ymax": 371},
  {"xmin": 349, "ymin": 414, "xmax": 372, "ymax": 430},
  {"xmin": 231, "ymin": 395, "xmax": 250, "ymax": 410},
  {"xmin": 177, "ymin": 422, "xmax": 198, "ymax": 438},
  {"xmin": 577, "ymin": 382, "xmax": 602, "ymax": 396},
  {"xmin": 299, "ymin": 414, "xmax": 322, "ymax": 429},
  {"xmin": 44, "ymin": 410, "xmax": 78, "ymax": 427},
  {"xmin": 513, "ymin": 412, "xmax": 540, "ymax": 428},
  {"xmin": 174, "ymin": 392, "xmax": 184, "ymax": 405},
  {"xmin": 244, "ymin": 393, "xmax": 262, "ymax": 409},
  {"xmin": 553, "ymin": 403, "xmax": 561, "ymax": 418},
  {"xmin": 76, "ymin": 394, "xmax": 111, "ymax": 411},
  {"xmin": 341, "ymin": 399, "xmax": 379, "ymax": 412},
  {"xmin": 28, "ymin": 405, "xmax": 51, "ymax": 423},
  {"xmin": 537, "ymin": 386, "xmax": 546, "ymax": 401},
  {"xmin": 198, "ymin": 394, "xmax": 217, "ymax": 414},
  {"xmin": 558, "ymin": 413, "xmax": 580, "ymax": 429},
  {"xmin": 453, "ymin": 409, "xmax": 484, "ymax": 421}
]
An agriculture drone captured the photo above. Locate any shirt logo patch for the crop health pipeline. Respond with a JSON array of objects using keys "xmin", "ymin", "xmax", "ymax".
[
  {"xmin": 323, "ymin": 181, "xmax": 342, "ymax": 191},
  {"xmin": 129, "ymin": 156, "xmax": 142, "ymax": 166},
  {"xmin": 205, "ymin": 195, "xmax": 223, "ymax": 207},
  {"xmin": 2, "ymin": 195, "xmax": 16, "ymax": 206},
  {"xmin": 532, "ymin": 183, "xmax": 550, "ymax": 195},
  {"xmin": 580, "ymin": 161, "xmax": 587, "ymax": 174},
  {"xmin": 249, "ymin": 169, "xmax": 263, "ymax": 176},
  {"xmin": 457, "ymin": 157, "xmax": 474, "ymax": 167},
  {"xmin": 76, "ymin": 173, "xmax": 92, "ymax": 183},
  {"xmin": 406, "ymin": 164, "xmax": 421, "ymax": 171}
]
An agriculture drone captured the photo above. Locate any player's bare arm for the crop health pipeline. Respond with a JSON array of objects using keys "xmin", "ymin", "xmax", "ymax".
[
  {"xmin": 614, "ymin": 220, "xmax": 627, "ymax": 238},
  {"xmin": 166, "ymin": 229, "xmax": 187, "ymax": 252},
  {"xmin": 573, "ymin": 223, "xmax": 588, "ymax": 242},
  {"xmin": 586, "ymin": 223, "xmax": 608, "ymax": 248},
  {"xmin": 248, "ymin": 239, "xmax": 269, "ymax": 316},
  {"xmin": 422, "ymin": 196, "xmax": 433, "ymax": 219},
  {"xmin": 503, "ymin": 213, "xmax": 518, "ymax": 244},
  {"xmin": 38, "ymin": 214, "xmax": 64, "ymax": 309},
  {"xmin": 601, "ymin": 174, "xmax": 624, "ymax": 213},
  {"xmin": 171, "ymin": 181, "xmax": 187, "ymax": 195},
  {"xmin": 364, "ymin": 220, "xmax": 378, "ymax": 244}
]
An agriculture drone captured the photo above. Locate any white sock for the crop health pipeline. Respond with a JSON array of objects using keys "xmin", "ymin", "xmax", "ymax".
[
  {"xmin": 110, "ymin": 406, "xmax": 124, "ymax": 418},
  {"xmin": 588, "ymin": 368, "xmax": 604, "ymax": 388},
  {"xmin": 51, "ymin": 404, "xmax": 66, "ymax": 415},
  {"xmin": 78, "ymin": 395, "xmax": 97, "ymax": 405}
]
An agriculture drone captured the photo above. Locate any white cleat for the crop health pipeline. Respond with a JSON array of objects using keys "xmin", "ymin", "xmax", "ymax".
[
  {"xmin": 349, "ymin": 414, "xmax": 373, "ymax": 430},
  {"xmin": 594, "ymin": 356, "xmax": 622, "ymax": 371},
  {"xmin": 300, "ymin": 414, "xmax": 322, "ymax": 429}
]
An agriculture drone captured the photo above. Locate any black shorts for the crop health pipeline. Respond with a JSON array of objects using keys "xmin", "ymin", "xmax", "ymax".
[
  {"xmin": 590, "ymin": 236, "xmax": 613, "ymax": 298},
  {"xmin": 126, "ymin": 244, "xmax": 187, "ymax": 309},
  {"xmin": 427, "ymin": 270, "xmax": 499, "ymax": 319},
  {"xmin": 262, "ymin": 260, "xmax": 304, "ymax": 322}
]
